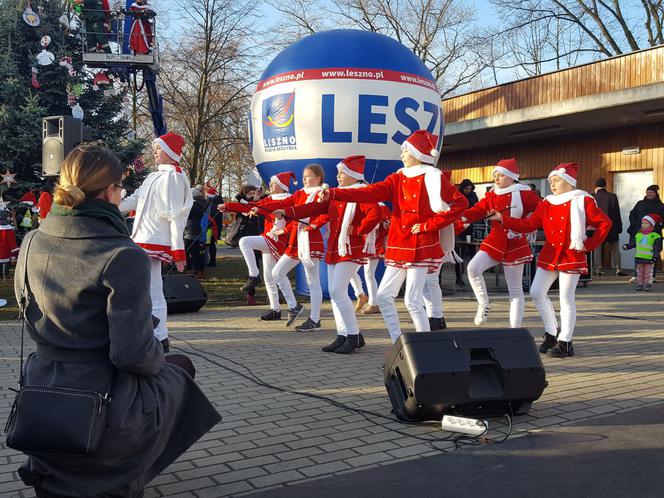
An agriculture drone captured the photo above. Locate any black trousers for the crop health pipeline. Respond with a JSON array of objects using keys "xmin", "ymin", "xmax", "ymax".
[{"xmin": 185, "ymin": 239, "xmax": 206, "ymax": 272}]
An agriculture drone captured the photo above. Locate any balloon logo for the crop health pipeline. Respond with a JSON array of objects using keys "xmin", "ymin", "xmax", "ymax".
[{"xmin": 263, "ymin": 91, "xmax": 295, "ymax": 128}]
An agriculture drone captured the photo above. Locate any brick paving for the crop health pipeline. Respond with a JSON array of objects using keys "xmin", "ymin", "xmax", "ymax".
[{"xmin": 1, "ymin": 275, "xmax": 663, "ymax": 497}]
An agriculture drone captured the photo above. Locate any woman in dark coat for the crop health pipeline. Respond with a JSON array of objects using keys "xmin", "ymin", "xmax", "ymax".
[
  {"xmin": 14, "ymin": 144, "xmax": 220, "ymax": 497},
  {"xmin": 628, "ymin": 185, "xmax": 664, "ymax": 241}
]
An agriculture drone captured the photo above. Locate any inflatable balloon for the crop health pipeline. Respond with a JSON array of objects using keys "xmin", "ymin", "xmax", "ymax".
[{"xmin": 250, "ymin": 29, "xmax": 443, "ymax": 188}]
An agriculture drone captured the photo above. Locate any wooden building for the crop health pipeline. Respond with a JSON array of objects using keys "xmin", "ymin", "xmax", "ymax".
[{"xmin": 441, "ymin": 45, "xmax": 664, "ymax": 269}]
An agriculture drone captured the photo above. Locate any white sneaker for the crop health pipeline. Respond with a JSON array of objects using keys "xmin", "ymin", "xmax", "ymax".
[{"xmin": 474, "ymin": 304, "xmax": 490, "ymax": 326}]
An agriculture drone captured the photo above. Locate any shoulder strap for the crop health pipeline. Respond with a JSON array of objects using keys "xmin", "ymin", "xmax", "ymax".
[{"xmin": 17, "ymin": 231, "xmax": 38, "ymax": 387}]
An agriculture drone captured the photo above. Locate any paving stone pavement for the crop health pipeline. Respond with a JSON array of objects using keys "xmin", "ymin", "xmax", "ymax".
[{"xmin": 1, "ymin": 276, "xmax": 663, "ymax": 497}]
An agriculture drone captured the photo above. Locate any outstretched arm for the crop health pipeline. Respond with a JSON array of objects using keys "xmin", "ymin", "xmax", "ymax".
[{"xmin": 328, "ymin": 175, "xmax": 396, "ymax": 204}]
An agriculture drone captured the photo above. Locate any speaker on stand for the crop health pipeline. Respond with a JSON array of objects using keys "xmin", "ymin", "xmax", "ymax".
[
  {"xmin": 42, "ymin": 116, "xmax": 91, "ymax": 177},
  {"xmin": 384, "ymin": 328, "xmax": 547, "ymax": 422}
]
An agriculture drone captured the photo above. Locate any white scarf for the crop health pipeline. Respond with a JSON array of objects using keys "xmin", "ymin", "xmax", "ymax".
[
  {"xmin": 545, "ymin": 189, "xmax": 591, "ymax": 250},
  {"xmin": 337, "ymin": 183, "xmax": 365, "ymax": 257},
  {"xmin": 297, "ymin": 185, "xmax": 324, "ymax": 261},
  {"xmin": 399, "ymin": 165, "xmax": 459, "ymax": 263},
  {"xmin": 363, "ymin": 202, "xmax": 384, "ymax": 255},
  {"xmin": 492, "ymin": 183, "xmax": 531, "ymax": 239},
  {"xmin": 266, "ymin": 192, "xmax": 290, "ymax": 241}
]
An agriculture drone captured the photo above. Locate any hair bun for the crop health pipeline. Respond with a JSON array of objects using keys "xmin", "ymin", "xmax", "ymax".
[{"xmin": 54, "ymin": 183, "xmax": 86, "ymax": 208}]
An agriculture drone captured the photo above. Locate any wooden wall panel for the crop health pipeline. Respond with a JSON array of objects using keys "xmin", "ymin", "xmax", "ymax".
[
  {"xmin": 441, "ymin": 123, "xmax": 664, "ymax": 192},
  {"xmin": 443, "ymin": 46, "xmax": 664, "ymax": 124}
]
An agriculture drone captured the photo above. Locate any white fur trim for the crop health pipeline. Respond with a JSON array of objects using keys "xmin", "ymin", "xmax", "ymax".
[
  {"xmin": 153, "ymin": 137, "xmax": 181, "ymax": 163},
  {"xmin": 401, "ymin": 141, "xmax": 435, "ymax": 165},
  {"xmin": 492, "ymin": 165, "xmax": 519, "ymax": 181},
  {"xmin": 337, "ymin": 162, "xmax": 364, "ymax": 181},
  {"xmin": 548, "ymin": 168, "xmax": 576, "ymax": 187}
]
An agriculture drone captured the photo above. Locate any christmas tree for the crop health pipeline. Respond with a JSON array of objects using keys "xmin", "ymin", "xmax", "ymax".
[{"xmin": 0, "ymin": 0, "xmax": 146, "ymax": 209}]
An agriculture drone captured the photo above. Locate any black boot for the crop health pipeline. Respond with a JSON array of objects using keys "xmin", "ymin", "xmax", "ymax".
[
  {"xmin": 259, "ymin": 309, "xmax": 281, "ymax": 321},
  {"xmin": 322, "ymin": 335, "xmax": 346, "ymax": 352},
  {"xmin": 241, "ymin": 275, "xmax": 261, "ymax": 292},
  {"xmin": 335, "ymin": 334, "xmax": 362, "ymax": 354},
  {"xmin": 539, "ymin": 333, "xmax": 557, "ymax": 354},
  {"xmin": 548, "ymin": 340, "xmax": 575, "ymax": 358},
  {"xmin": 428, "ymin": 317, "xmax": 447, "ymax": 330}
]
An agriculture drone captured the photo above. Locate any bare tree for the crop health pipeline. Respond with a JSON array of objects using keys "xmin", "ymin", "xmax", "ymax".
[
  {"xmin": 492, "ymin": 0, "xmax": 664, "ymax": 58},
  {"xmin": 267, "ymin": 0, "xmax": 497, "ymax": 97},
  {"xmin": 158, "ymin": 0, "xmax": 258, "ymax": 184}
]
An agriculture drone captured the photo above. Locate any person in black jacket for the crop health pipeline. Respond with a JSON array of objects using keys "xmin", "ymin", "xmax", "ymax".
[
  {"xmin": 627, "ymin": 184, "xmax": 664, "ymax": 280},
  {"xmin": 455, "ymin": 179, "xmax": 479, "ymax": 286},
  {"xmin": 205, "ymin": 185, "xmax": 223, "ymax": 267},
  {"xmin": 184, "ymin": 188, "xmax": 208, "ymax": 278},
  {"xmin": 592, "ymin": 177, "xmax": 625, "ymax": 276}
]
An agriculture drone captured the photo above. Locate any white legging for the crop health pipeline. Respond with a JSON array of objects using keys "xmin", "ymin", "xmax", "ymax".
[
  {"xmin": 423, "ymin": 262, "xmax": 444, "ymax": 319},
  {"xmin": 238, "ymin": 236, "xmax": 285, "ymax": 311},
  {"xmin": 529, "ymin": 269, "xmax": 580, "ymax": 342},
  {"xmin": 350, "ymin": 270, "xmax": 365, "ymax": 299},
  {"xmin": 149, "ymin": 258, "xmax": 168, "ymax": 341},
  {"xmin": 467, "ymin": 250, "xmax": 525, "ymax": 328},
  {"xmin": 273, "ymin": 255, "xmax": 322, "ymax": 321},
  {"xmin": 364, "ymin": 258, "xmax": 380, "ymax": 306},
  {"xmin": 327, "ymin": 262, "xmax": 361, "ymax": 336},
  {"xmin": 377, "ymin": 265, "xmax": 430, "ymax": 343}
]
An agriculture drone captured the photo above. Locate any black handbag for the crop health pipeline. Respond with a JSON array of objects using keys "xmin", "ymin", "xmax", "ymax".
[{"xmin": 4, "ymin": 232, "xmax": 114, "ymax": 456}]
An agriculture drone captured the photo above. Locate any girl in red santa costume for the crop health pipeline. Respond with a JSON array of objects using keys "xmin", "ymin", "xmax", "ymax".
[
  {"xmin": 218, "ymin": 172, "xmax": 297, "ymax": 321},
  {"xmin": 460, "ymin": 159, "xmax": 541, "ymax": 328},
  {"xmin": 120, "ymin": 132, "xmax": 193, "ymax": 352},
  {"xmin": 274, "ymin": 156, "xmax": 381, "ymax": 353},
  {"xmin": 319, "ymin": 130, "xmax": 468, "ymax": 343},
  {"xmin": 359, "ymin": 203, "xmax": 391, "ymax": 315},
  {"xmin": 258, "ymin": 165, "xmax": 329, "ymax": 331},
  {"xmin": 0, "ymin": 209, "xmax": 19, "ymax": 279},
  {"xmin": 489, "ymin": 162, "xmax": 611, "ymax": 357}
]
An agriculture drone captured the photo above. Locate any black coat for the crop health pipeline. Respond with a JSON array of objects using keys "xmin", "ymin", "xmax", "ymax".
[
  {"xmin": 592, "ymin": 188, "xmax": 622, "ymax": 242},
  {"xmin": 15, "ymin": 215, "xmax": 220, "ymax": 496},
  {"xmin": 628, "ymin": 196, "xmax": 664, "ymax": 240},
  {"xmin": 184, "ymin": 198, "xmax": 207, "ymax": 241}
]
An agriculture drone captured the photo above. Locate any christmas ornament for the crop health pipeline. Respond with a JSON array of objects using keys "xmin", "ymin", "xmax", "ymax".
[
  {"xmin": 59, "ymin": 56, "xmax": 76, "ymax": 76},
  {"xmin": 71, "ymin": 103, "xmax": 84, "ymax": 120},
  {"xmin": 59, "ymin": 12, "xmax": 80, "ymax": 30},
  {"xmin": 0, "ymin": 170, "xmax": 17, "ymax": 187},
  {"xmin": 31, "ymin": 67, "xmax": 40, "ymax": 89},
  {"xmin": 71, "ymin": 83, "xmax": 84, "ymax": 96},
  {"xmin": 36, "ymin": 48, "xmax": 55, "ymax": 66},
  {"xmin": 23, "ymin": 4, "xmax": 40, "ymax": 26},
  {"xmin": 133, "ymin": 157, "xmax": 145, "ymax": 173},
  {"xmin": 92, "ymin": 71, "xmax": 111, "ymax": 90},
  {"xmin": 40, "ymin": 35, "xmax": 51, "ymax": 47},
  {"xmin": 68, "ymin": 0, "xmax": 83, "ymax": 15}
]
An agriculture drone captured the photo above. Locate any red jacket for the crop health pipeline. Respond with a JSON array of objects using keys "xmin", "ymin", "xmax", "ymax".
[
  {"xmin": 373, "ymin": 204, "xmax": 391, "ymax": 257},
  {"xmin": 223, "ymin": 195, "xmax": 294, "ymax": 258},
  {"xmin": 285, "ymin": 195, "xmax": 381, "ymax": 264},
  {"xmin": 462, "ymin": 188, "xmax": 541, "ymax": 265},
  {"xmin": 329, "ymin": 167, "xmax": 468, "ymax": 270},
  {"xmin": 502, "ymin": 194, "xmax": 612, "ymax": 273},
  {"xmin": 0, "ymin": 226, "xmax": 18, "ymax": 262},
  {"xmin": 260, "ymin": 189, "xmax": 329, "ymax": 260}
]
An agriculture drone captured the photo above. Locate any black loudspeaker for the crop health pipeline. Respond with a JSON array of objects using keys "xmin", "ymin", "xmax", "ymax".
[
  {"xmin": 384, "ymin": 328, "xmax": 547, "ymax": 421},
  {"xmin": 42, "ymin": 116, "xmax": 83, "ymax": 176},
  {"xmin": 162, "ymin": 274, "xmax": 208, "ymax": 314}
]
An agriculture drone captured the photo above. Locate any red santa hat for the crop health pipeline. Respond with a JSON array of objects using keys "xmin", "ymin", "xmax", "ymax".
[
  {"xmin": 548, "ymin": 162, "xmax": 580, "ymax": 187},
  {"xmin": 19, "ymin": 191, "xmax": 38, "ymax": 205},
  {"xmin": 271, "ymin": 171, "xmax": 297, "ymax": 192},
  {"xmin": 336, "ymin": 155, "xmax": 366, "ymax": 182},
  {"xmin": 153, "ymin": 132, "xmax": 185, "ymax": 164},
  {"xmin": 642, "ymin": 213, "xmax": 662, "ymax": 227},
  {"xmin": 401, "ymin": 130, "xmax": 439, "ymax": 165},
  {"xmin": 205, "ymin": 185, "xmax": 218, "ymax": 198},
  {"xmin": 492, "ymin": 158, "xmax": 519, "ymax": 181}
]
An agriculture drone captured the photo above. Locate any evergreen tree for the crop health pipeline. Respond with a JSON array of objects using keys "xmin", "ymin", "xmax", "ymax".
[{"xmin": 0, "ymin": 0, "xmax": 145, "ymax": 209}]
